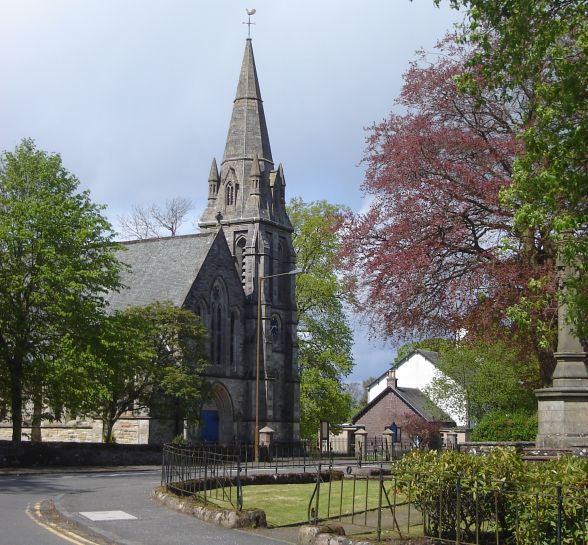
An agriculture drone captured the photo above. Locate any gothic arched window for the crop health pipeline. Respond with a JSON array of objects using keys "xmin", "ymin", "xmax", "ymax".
[
  {"xmin": 215, "ymin": 305, "xmax": 222, "ymax": 365},
  {"xmin": 210, "ymin": 279, "xmax": 228, "ymax": 366},
  {"xmin": 277, "ymin": 241, "xmax": 290, "ymax": 302},
  {"xmin": 235, "ymin": 237, "xmax": 246, "ymax": 286},
  {"xmin": 210, "ymin": 302, "xmax": 218, "ymax": 364},
  {"xmin": 226, "ymin": 183, "xmax": 233, "ymax": 206},
  {"xmin": 230, "ymin": 310, "xmax": 239, "ymax": 370}
]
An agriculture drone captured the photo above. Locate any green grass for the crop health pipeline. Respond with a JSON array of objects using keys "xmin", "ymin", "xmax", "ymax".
[{"xmin": 202, "ymin": 481, "xmax": 406, "ymax": 527}]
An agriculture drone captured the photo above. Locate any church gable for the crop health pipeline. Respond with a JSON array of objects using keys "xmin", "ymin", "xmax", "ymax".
[
  {"xmin": 184, "ymin": 229, "xmax": 244, "ymax": 311},
  {"xmin": 184, "ymin": 229, "xmax": 246, "ymax": 371}
]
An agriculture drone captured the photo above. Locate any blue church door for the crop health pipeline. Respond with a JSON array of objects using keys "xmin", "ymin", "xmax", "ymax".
[{"xmin": 201, "ymin": 410, "xmax": 219, "ymax": 442}]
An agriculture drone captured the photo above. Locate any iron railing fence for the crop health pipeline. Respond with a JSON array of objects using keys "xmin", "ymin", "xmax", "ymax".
[
  {"xmin": 162, "ymin": 437, "xmax": 402, "ymax": 474},
  {"xmin": 160, "ymin": 440, "xmax": 412, "ymax": 514},
  {"xmin": 356, "ymin": 437, "xmax": 411, "ymax": 464},
  {"xmin": 161, "ymin": 444, "xmax": 243, "ymax": 509},
  {"xmin": 308, "ymin": 465, "xmax": 588, "ymax": 545}
]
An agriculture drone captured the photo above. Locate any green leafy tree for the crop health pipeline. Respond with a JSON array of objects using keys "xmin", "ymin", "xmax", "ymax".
[
  {"xmin": 288, "ymin": 198, "xmax": 355, "ymax": 439},
  {"xmin": 0, "ymin": 139, "xmax": 121, "ymax": 442},
  {"xmin": 439, "ymin": 0, "xmax": 588, "ymax": 337},
  {"xmin": 75, "ymin": 302, "xmax": 209, "ymax": 442},
  {"xmin": 471, "ymin": 410, "xmax": 538, "ymax": 442},
  {"xmin": 425, "ymin": 341, "xmax": 539, "ymax": 427}
]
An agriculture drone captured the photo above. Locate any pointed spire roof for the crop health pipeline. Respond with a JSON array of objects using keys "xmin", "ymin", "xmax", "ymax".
[
  {"xmin": 208, "ymin": 158, "xmax": 219, "ymax": 182},
  {"xmin": 222, "ymin": 39, "xmax": 273, "ymax": 167}
]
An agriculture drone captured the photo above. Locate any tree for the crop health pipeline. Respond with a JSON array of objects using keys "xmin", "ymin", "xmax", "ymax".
[
  {"xmin": 470, "ymin": 410, "xmax": 538, "ymax": 442},
  {"xmin": 288, "ymin": 198, "xmax": 355, "ymax": 439},
  {"xmin": 425, "ymin": 340, "xmax": 539, "ymax": 427},
  {"xmin": 343, "ymin": 381, "xmax": 366, "ymax": 412},
  {"xmin": 400, "ymin": 413, "xmax": 442, "ymax": 450},
  {"xmin": 118, "ymin": 197, "xmax": 193, "ymax": 239},
  {"xmin": 0, "ymin": 139, "xmax": 121, "ymax": 442},
  {"xmin": 438, "ymin": 0, "xmax": 588, "ymax": 337},
  {"xmin": 341, "ymin": 36, "xmax": 558, "ymax": 382},
  {"xmin": 74, "ymin": 302, "xmax": 208, "ymax": 442}
]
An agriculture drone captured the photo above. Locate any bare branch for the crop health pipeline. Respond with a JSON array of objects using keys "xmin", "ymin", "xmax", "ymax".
[{"xmin": 117, "ymin": 197, "xmax": 193, "ymax": 240}]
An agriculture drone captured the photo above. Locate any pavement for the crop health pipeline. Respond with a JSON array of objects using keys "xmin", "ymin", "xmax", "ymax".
[{"xmin": 3, "ymin": 466, "xmax": 302, "ymax": 545}]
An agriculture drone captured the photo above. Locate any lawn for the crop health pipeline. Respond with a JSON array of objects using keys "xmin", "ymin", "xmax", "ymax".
[{"xmin": 202, "ymin": 480, "xmax": 406, "ymax": 527}]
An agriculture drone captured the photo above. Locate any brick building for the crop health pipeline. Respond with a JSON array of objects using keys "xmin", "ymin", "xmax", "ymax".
[{"xmin": 352, "ymin": 369, "xmax": 455, "ymax": 447}]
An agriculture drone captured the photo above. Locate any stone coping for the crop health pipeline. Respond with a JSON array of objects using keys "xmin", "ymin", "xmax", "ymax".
[
  {"xmin": 297, "ymin": 524, "xmax": 433, "ymax": 545},
  {"xmin": 151, "ymin": 487, "xmax": 266, "ymax": 528}
]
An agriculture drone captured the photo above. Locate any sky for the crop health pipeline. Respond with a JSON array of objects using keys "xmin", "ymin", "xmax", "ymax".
[{"xmin": 0, "ymin": 1, "xmax": 462, "ymax": 382}]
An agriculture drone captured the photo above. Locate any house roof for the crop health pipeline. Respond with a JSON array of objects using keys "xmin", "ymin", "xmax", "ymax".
[
  {"xmin": 352, "ymin": 385, "xmax": 454, "ymax": 425},
  {"xmin": 107, "ymin": 232, "xmax": 216, "ymax": 311},
  {"xmin": 392, "ymin": 348, "xmax": 439, "ymax": 370}
]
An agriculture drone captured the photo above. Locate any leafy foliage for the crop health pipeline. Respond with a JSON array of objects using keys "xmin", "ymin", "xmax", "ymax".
[
  {"xmin": 440, "ymin": 0, "xmax": 588, "ymax": 338},
  {"xmin": 471, "ymin": 410, "xmax": 538, "ymax": 441},
  {"xmin": 0, "ymin": 139, "xmax": 121, "ymax": 442},
  {"xmin": 288, "ymin": 198, "xmax": 354, "ymax": 438},
  {"xmin": 400, "ymin": 412, "xmax": 442, "ymax": 449},
  {"xmin": 425, "ymin": 340, "xmax": 539, "ymax": 426},
  {"xmin": 341, "ymin": 35, "xmax": 557, "ymax": 380},
  {"xmin": 77, "ymin": 302, "xmax": 208, "ymax": 442},
  {"xmin": 395, "ymin": 448, "xmax": 588, "ymax": 544}
]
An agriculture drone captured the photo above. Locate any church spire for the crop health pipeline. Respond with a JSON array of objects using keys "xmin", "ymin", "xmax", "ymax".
[{"xmin": 222, "ymin": 39, "xmax": 273, "ymax": 166}]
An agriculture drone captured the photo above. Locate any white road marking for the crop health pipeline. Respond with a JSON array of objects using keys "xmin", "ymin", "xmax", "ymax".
[{"xmin": 79, "ymin": 510, "xmax": 137, "ymax": 521}]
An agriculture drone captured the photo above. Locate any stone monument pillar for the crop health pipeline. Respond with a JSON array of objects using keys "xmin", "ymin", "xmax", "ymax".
[{"xmin": 536, "ymin": 238, "xmax": 588, "ymax": 448}]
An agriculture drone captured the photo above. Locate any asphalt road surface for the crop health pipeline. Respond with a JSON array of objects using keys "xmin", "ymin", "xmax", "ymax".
[{"xmin": 0, "ymin": 469, "xmax": 297, "ymax": 545}]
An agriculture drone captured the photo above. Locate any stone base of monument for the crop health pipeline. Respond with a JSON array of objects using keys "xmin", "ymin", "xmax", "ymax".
[
  {"xmin": 536, "ymin": 386, "xmax": 588, "ymax": 450},
  {"xmin": 536, "ymin": 350, "xmax": 588, "ymax": 449}
]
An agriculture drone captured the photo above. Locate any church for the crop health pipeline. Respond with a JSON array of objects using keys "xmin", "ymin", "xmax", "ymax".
[
  {"xmin": 108, "ymin": 38, "xmax": 300, "ymax": 445},
  {"xmin": 0, "ymin": 38, "xmax": 300, "ymax": 445}
]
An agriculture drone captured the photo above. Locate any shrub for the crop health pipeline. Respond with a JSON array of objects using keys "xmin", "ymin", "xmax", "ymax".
[
  {"xmin": 393, "ymin": 448, "xmax": 524, "ymax": 541},
  {"xmin": 392, "ymin": 449, "xmax": 588, "ymax": 545},
  {"xmin": 471, "ymin": 411, "xmax": 537, "ymax": 441}
]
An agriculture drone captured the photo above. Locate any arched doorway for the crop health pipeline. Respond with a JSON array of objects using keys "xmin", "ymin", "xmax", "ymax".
[{"xmin": 200, "ymin": 383, "xmax": 234, "ymax": 444}]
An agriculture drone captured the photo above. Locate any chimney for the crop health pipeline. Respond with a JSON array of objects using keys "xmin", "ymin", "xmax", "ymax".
[{"xmin": 387, "ymin": 369, "xmax": 398, "ymax": 389}]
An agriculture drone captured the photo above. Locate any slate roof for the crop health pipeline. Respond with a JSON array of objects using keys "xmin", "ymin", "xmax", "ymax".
[
  {"xmin": 107, "ymin": 232, "xmax": 216, "ymax": 311},
  {"xmin": 352, "ymin": 385, "xmax": 454, "ymax": 425},
  {"xmin": 396, "ymin": 386, "xmax": 452, "ymax": 422},
  {"xmin": 392, "ymin": 348, "xmax": 439, "ymax": 370}
]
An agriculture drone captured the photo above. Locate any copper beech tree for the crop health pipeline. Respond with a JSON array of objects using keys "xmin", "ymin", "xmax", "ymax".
[{"xmin": 341, "ymin": 37, "xmax": 557, "ymax": 383}]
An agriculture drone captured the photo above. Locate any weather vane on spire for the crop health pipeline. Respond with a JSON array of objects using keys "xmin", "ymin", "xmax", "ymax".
[{"xmin": 243, "ymin": 8, "xmax": 256, "ymax": 38}]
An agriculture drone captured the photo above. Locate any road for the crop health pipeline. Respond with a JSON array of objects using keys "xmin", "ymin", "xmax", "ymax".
[{"xmin": 0, "ymin": 469, "xmax": 297, "ymax": 545}]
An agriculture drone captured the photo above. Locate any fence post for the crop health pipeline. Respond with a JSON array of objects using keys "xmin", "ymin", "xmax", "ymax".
[
  {"xmin": 455, "ymin": 477, "xmax": 461, "ymax": 545},
  {"xmin": 377, "ymin": 466, "xmax": 384, "ymax": 542},
  {"xmin": 203, "ymin": 453, "xmax": 208, "ymax": 505},
  {"xmin": 494, "ymin": 490, "xmax": 499, "ymax": 545},
  {"xmin": 556, "ymin": 485, "xmax": 562, "ymax": 545},
  {"xmin": 535, "ymin": 493, "xmax": 540, "ymax": 545},
  {"xmin": 236, "ymin": 458, "xmax": 243, "ymax": 511},
  {"xmin": 314, "ymin": 463, "xmax": 322, "ymax": 525},
  {"xmin": 161, "ymin": 446, "xmax": 166, "ymax": 487}
]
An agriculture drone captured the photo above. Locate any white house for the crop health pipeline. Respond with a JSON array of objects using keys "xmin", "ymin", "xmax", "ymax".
[{"xmin": 367, "ymin": 350, "xmax": 468, "ymax": 427}]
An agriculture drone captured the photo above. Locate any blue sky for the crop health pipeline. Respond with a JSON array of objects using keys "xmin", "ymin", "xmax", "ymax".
[{"xmin": 0, "ymin": 1, "xmax": 462, "ymax": 381}]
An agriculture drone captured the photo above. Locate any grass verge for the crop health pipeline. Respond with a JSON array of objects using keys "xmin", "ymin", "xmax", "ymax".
[{"xmin": 203, "ymin": 481, "xmax": 407, "ymax": 527}]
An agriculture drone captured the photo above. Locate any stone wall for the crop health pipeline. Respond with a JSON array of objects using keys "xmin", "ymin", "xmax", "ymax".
[
  {"xmin": 0, "ymin": 416, "xmax": 162, "ymax": 444},
  {"xmin": 0, "ymin": 440, "xmax": 162, "ymax": 467}
]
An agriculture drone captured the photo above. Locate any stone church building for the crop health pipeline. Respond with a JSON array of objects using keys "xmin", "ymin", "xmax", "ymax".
[
  {"xmin": 0, "ymin": 39, "xmax": 300, "ymax": 445},
  {"xmin": 110, "ymin": 38, "xmax": 300, "ymax": 445}
]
